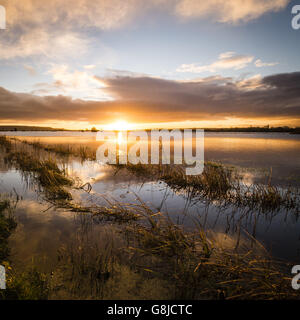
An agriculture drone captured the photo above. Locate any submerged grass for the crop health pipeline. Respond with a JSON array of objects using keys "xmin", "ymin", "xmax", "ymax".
[
  {"xmin": 126, "ymin": 211, "xmax": 296, "ymax": 299},
  {"xmin": 115, "ymin": 162, "xmax": 300, "ymax": 214},
  {"xmin": 0, "ymin": 135, "xmax": 12, "ymax": 153},
  {"xmin": 0, "ymin": 135, "xmax": 299, "ymax": 300},
  {"xmin": 4, "ymin": 151, "xmax": 73, "ymax": 201},
  {"xmin": 49, "ymin": 225, "xmax": 172, "ymax": 300},
  {"xmin": 120, "ymin": 203, "xmax": 296, "ymax": 300},
  {"xmin": 0, "ymin": 198, "xmax": 17, "ymax": 263},
  {"xmin": 68, "ymin": 200, "xmax": 142, "ymax": 222},
  {"xmin": 0, "ymin": 195, "xmax": 48, "ymax": 300},
  {"xmin": 231, "ymin": 183, "xmax": 299, "ymax": 213},
  {"xmin": 17, "ymin": 138, "xmax": 96, "ymax": 161},
  {"xmin": 45, "ymin": 205, "xmax": 297, "ymax": 300},
  {"xmin": 0, "ymin": 190, "xmax": 297, "ymax": 300},
  {"xmin": 4, "ymin": 135, "xmax": 300, "ymax": 214},
  {"xmin": 2, "ymin": 263, "xmax": 49, "ymax": 300}
]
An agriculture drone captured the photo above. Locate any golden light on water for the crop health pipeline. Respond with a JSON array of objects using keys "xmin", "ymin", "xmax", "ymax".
[{"xmin": 117, "ymin": 131, "xmax": 124, "ymax": 144}]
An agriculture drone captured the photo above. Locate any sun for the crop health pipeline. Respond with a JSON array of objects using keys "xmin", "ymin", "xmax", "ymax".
[{"xmin": 104, "ymin": 120, "xmax": 133, "ymax": 131}]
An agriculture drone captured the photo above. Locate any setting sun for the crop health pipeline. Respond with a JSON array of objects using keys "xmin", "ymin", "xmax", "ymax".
[{"xmin": 103, "ymin": 120, "xmax": 134, "ymax": 131}]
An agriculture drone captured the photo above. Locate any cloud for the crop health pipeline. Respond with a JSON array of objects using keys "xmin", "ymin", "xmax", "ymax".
[
  {"xmin": 0, "ymin": 29, "xmax": 89, "ymax": 60},
  {"xmin": 0, "ymin": 72, "xmax": 299, "ymax": 124},
  {"xmin": 0, "ymin": 1, "xmax": 290, "ymax": 62},
  {"xmin": 236, "ymin": 74, "xmax": 265, "ymax": 90},
  {"xmin": 103, "ymin": 69, "xmax": 151, "ymax": 78},
  {"xmin": 23, "ymin": 64, "xmax": 37, "ymax": 76},
  {"xmin": 93, "ymin": 72, "xmax": 300, "ymax": 121},
  {"xmin": 0, "ymin": 87, "xmax": 113, "ymax": 122},
  {"xmin": 0, "ymin": 0, "xmax": 127, "ymax": 62},
  {"xmin": 177, "ymin": 52, "xmax": 254, "ymax": 73},
  {"xmin": 174, "ymin": 0, "xmax": 290, "ymax": 24},
  {"xmin": 84, "ymin": 65, "xmax": 96, "ymax": 70},
  {"xmin": 255, "ymin": 59, "xmax": 279, "ymax": 67},
  {"xmin": 3, "ymin": 0, "xmax": 289, "ymax": 32},
  {"xmin": 3, "ymin": 0, "xmax": 141, "ymax": 31},
  {"xmin": 31, "ymin": 64, "xmax": 111, "ymax": 100}
]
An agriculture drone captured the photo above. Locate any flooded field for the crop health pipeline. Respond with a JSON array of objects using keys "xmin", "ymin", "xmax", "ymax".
[{"xmin": 0, "ymin": 131, "xmax": 299, "ymax": 299}]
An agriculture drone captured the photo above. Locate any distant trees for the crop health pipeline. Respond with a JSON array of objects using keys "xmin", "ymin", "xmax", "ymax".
[{"xmin": 204, "ymin": 126, "xmax": 299, "ymax": 133}]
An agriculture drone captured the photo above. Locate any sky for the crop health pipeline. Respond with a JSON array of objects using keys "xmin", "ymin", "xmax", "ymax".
[{"xmin": 0, "ymin": 0, "xmax": 300, "ymax": 129}]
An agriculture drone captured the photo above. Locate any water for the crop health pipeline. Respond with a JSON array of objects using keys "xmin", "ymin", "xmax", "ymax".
[
  {"xmin": 0, "ymin": 131, "xmax": 300, "ymax": 267},
  {"xmin": 2, "ymin": 131, "xmax": 299, "ymax": 185}
]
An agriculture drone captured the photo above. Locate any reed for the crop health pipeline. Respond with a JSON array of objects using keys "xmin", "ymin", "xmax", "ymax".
[
  {"xmin": 124, "ymin": 208, "xmax": 296, "ymax": 300},
  {"xmin": 0, "ymin": 193, "xmax": 297, "ymax": 300},
  {"xmin": 114, "ymin": 162, "xmax": 300, "ymax": 214},
  {"xmin": 3, "ymin": 136, "xmax": 300, "ymax": 214},
  {"xmin": 0, "ymin": 136, "xmax": 299, "ymax": 300},
  {"xmin": 0, "ymin": 198, "xmax": 17, "ymax": 262},
  {"xmin": 18, "ymin": 138, "xmax": 96, "ymax": 161},
  {"xmin": 4, "ymin": 151, "xmax": 73, "ymax": 201},
  {"xmin": 0, "ymin": 135, "xmax": 12, "ymax": 152},
  {"xmin": 53, "ymin": 201, "xmax": 296, "ymax": 300},
  {"xmin": 3, "ymin": 264, "xmax": 49, "ymax": 300}
]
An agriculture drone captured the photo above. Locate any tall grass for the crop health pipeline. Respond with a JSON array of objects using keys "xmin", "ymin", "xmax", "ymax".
[
  {"xmin": 0, "ymin": 193, "xmax": 297, "ymax": 300},
  {"xmin": 124, "ymin": 208, "xmax": 296, "ymax": 299},
  {"xmin": 115, "ymin": 162, "xmax": 300, "ymax": 214},
  {"xmin": 4, "ymin": 151, "xmax": 73, "ymax": 201},
  {"xmin": 0, "ymin": 195, "xmax": 48, "ymax": 300},
  {"xmin": 48, "ymin": 203, "xmax": 297, "ymax": 300},
  {"xmin": 0, "ymin": 135, "xmax": 299, "ymax": 300},
  {"xmin": 0, "ymin": 198, "xmax": 17, "ymax": 262},
  {"xmin": 0, "ymin": 135, "xmax": 12, "ymax": 153},
  {"xmin": 4, "ymin": 136, "xmax": 300, "ymax": 214},
  {"xmin": 17, "ymin": 138, "xmax": 96, "ymax": 161},
  {"xmin": 2, "ymin": 264, "xmax": 49, "ymax": 300}
]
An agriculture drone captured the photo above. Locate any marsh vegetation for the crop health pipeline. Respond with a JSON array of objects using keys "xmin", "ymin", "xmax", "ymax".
[{"xmin": 0, "ymin": 134, "xmax": 299, "ymax": 300}]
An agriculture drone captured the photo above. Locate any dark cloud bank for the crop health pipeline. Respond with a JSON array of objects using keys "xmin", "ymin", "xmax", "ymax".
[{"xmin": 0, "ymin": 72, "xmax": 300, "ymax": 124}]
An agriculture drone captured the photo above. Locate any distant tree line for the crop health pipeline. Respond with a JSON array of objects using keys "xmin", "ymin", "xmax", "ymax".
[
  {"xmin": 0, "ymin": 125, "xmax": 299, "ymax": 134},
  {"xmin": 203, "ymin": 126, "xmax": 300, "ymax": 134}
]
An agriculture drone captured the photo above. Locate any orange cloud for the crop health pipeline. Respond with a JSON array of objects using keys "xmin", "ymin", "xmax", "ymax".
[
  {"xmin": 177, "ymin": 52, "xmax": 255, "ymax": 73},
  {"xmin": 175, "ymin": 0, "xmax": 290, "ymax": 23}
]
